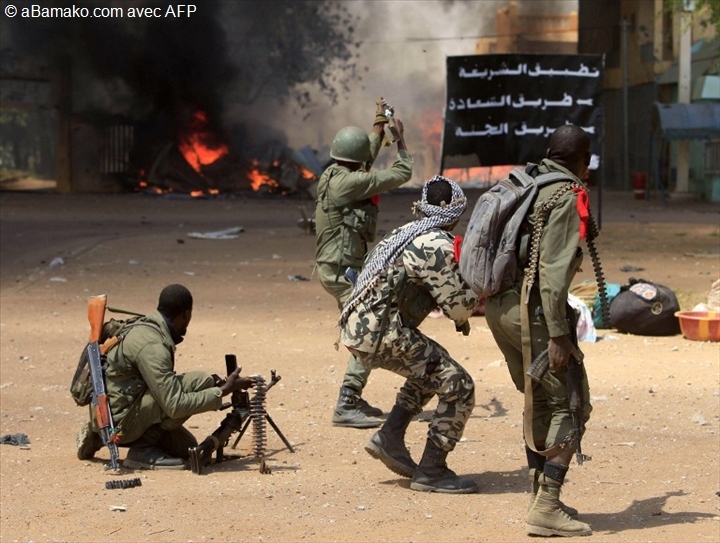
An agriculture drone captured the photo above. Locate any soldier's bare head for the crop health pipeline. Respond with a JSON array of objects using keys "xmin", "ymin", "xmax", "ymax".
[
  {"xmin": 158, "ymin": 284, "xmax": 193, "ymax": 338},
  {"xmin": 158, "ymin": 284, "xmax": 193, "ymax": 318},
  {"xmin": 546, "ymin": 125, "xmax": 591, "ymax": 179},
  {"xmin": 426, "ymin": 178, "xmax": 453, "ymax": 207}
]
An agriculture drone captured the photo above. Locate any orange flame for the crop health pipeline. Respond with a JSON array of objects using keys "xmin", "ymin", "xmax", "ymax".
[
  {"xmin": 299, "ymin": 167, "xmax": 316, "ymax": 180},
  {"xmin": 138, "ymin": 180, "xmax": 163, "ymax": 194},
  {"xmin": 247, "ymin": 159, "xmax": 280, "ymax": 191},
  {"xmin": 179, "ymin": 110, "xmax": 229, "ymax": 172}
]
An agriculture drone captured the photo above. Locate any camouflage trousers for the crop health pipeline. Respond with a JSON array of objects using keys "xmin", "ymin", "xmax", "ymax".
[
  {"xmin": 317, "ymin": 261, "xmax": 371, "ymax": 393},
  {"xmin": 485, "ymin": 288, "xmax": 592, "ymax": 450},
  {"xmin": 353, "ymin": 328, "xmax": 475, "ymax": 452}
]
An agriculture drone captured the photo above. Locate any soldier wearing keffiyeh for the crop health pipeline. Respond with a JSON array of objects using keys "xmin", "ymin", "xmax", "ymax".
[{"xmin": 340, "ymin": 175, "xmax": 479, "ymax": 494}]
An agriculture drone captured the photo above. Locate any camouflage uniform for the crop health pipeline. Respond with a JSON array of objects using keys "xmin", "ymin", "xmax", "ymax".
[
  {"xmin": 103, "ymin": 310, "xmax": 222, "ymax": 456},
  {"xmin": 484, "ymin": 158, "xmax": 592, "ymax": 448},
  {"xmin": 342, "ymin": 228, "xmax": 477, "ymax": 450},
  {"xmin": 315, "ymin": 130, "xmax": 412, "ymax": 393}
]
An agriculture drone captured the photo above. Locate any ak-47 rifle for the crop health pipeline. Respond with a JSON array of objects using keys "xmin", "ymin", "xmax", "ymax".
[
  {"xmin": 87, "ymin": 294, "xmax": 120, "ymax": 470},
  {"xmin": 526, "ymin": 349, "xmax": 550, "ymax": 383},
  {"xmin": 526, "ymin": 312, "xmax": 591, "ymax": 465}
]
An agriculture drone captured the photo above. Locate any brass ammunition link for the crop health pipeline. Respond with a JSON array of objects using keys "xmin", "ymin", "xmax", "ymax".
[
  {"xmin": 524, "ymin": 182, "xmax": 609, "ymax": 328},
  {"xmin": 524, "ymin": 182, "xmax": 581, "ymax": 293},
  {"xmin": 250, "ymin": 376, "xmax": 270, "ymax": 474},
  {"xmin": 585, "ymin": 212, "xmax": 609, "ymax": 327}
]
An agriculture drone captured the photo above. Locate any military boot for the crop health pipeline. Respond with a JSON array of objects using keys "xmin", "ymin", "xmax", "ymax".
[
  {"xmin": 76, "ymin": 420, "xmax": 103, "ymax": 460},
  {"xmin": 529, "ymin": 468, "xmax": 579, "ymax": 519},
  {"xmin": 332, "ymin": 386, "xmax": 382, "ymax": 429},
  {"xmin": 365, "ymin": 404, "xmax": 416, "ymax": 478},
  {"xmin": 526, "ymin": 463, "xmax": 591, "ymax": 537},
  {"xmin": 410, "ymin": 438, "xmax": 477, "ymax": 494},
  {"xmin": 355, "ymin": 396, "xmax": 383, "ymax": 417},
  {"xmin": 123, "ymin": 424, "xmax": 187, "ymax": 470}
]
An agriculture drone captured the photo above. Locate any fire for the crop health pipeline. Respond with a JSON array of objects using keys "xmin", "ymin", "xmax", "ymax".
[
  {"xmin": 138, "ymin": 180, "xmax": 163, "ymax": 194},
  {"xmin": 444, "ymin": 165, "xmax": 517, "ymax": 185},
  {"xmin": 178, "ymin": 110, "xmax": 229, "ymax": 172},
  {"xmin": 189, "ymin": 188, "xmax": 220, "ymax": 198},
  {"xmin": 299, "ymin": 167, "xmax": 316, "ymax": 180},
  {"xmin": 247, "ymin": 159, "xmax": 280, "ymax": 191}
]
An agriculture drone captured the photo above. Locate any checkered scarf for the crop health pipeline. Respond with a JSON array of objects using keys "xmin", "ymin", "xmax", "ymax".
[{"xmin": 339, "ymin": 175, "xmax": 467, "ymax": 327}]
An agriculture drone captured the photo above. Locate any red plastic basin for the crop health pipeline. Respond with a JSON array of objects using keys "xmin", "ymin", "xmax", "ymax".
[{"xmin": 675, "ymin": 311, "xmax": 720, "ymax": 342}]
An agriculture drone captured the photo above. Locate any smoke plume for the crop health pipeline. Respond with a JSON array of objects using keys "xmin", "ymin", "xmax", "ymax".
[{"xmin": 1, "ymin": 0, "xmax": 577, "ymax": 185}]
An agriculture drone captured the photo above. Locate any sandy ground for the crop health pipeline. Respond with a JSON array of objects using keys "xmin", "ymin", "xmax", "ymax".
[{"xmin": 0, "ymin": 187, "xmax": 718, "ymax": 543}]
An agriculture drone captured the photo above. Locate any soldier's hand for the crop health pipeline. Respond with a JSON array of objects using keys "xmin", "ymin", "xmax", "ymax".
[
  {"xmin": 374, "ymin": 97, "xmax": 389, "ymax": 125},
  {"xmin": 548, "ymin": 335, "xmax": 583, "ymax": 371},
  {"xmin": 219, "ymin": 367, "xmax": 257, "ymax": 396},
  {"xmin": 236, "ymin": 376, "xmax": 257, "ymax": 391}
]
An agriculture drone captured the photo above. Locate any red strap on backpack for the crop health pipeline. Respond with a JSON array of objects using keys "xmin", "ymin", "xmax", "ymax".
[
  {"xmin": 453, "ymin": 235, "xmax": 463, "ymax": 262},
  {"xmin": 573, "ymin": 187, "xmax": 589, "ymax": 240},
  {"xmin": 370, "ymin": 195, "xmax": 380, "ymax": 206}
]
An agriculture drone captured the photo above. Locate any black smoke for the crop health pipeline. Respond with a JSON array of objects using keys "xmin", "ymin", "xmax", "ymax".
[{"xmin": 4, "ymin": 0, "xmax": 232, "ymax": 127}]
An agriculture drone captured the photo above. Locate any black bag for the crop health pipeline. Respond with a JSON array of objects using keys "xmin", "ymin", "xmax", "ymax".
[{"xmin": 609, "ymin": 278, "xmax": 681, "ymax": 336}]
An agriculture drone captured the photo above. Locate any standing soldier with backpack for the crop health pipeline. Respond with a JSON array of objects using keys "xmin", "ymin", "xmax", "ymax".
[
  {"xmin": 483, "ymin": 125, "xmax": 596, "ymax": 536},
  {"xmin": 315, "ymin": 98, "xmax": 413, "ymax": 429}
]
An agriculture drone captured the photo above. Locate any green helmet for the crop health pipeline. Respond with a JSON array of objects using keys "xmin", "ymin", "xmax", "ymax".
[{"xmin": 330, "ymin": 126, "xmax": 371, "ymax": 163}]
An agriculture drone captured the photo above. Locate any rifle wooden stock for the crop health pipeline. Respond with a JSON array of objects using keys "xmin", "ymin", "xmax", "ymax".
[
  {"xmin": 101, "ymin": 336, "xmax": 119, "ymax": 356},
  {"xmin": 94, "ymin": 393, "xmax": 112, "ymax": 429},
  {"xmin": 87, "ymin": 294, "xmax": 107, "ymax": 344}
]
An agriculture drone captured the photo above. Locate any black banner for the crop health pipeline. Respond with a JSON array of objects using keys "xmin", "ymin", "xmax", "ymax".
[{"xmin": 441, "ymin": 54, "xmax": 604, "ymax": 169}]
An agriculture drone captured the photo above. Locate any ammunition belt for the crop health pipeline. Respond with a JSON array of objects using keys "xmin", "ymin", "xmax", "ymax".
[{"xmin": 524, "ymin": 183, "xmax": 609, "ymax": 327}]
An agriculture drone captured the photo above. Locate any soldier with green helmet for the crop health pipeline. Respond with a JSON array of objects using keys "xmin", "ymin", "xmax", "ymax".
[{"xmin": 315, "ymin": 98, "xmax": 413, "ymax": 428}]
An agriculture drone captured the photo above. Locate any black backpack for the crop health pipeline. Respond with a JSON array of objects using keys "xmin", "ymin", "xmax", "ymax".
[{"xmin": 609, "ymin": 278, "xmax": 681, "ymax": 336}]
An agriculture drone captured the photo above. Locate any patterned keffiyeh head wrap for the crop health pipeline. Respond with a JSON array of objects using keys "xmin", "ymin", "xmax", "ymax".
[{"xmin": 339, "ymin": 175, "xmax": 467, "ymax": 327}]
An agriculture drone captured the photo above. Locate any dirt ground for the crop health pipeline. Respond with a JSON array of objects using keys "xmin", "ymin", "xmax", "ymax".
[{"xmin": 0, "ymin": 187, "xmax": 718, "ymax": 543}]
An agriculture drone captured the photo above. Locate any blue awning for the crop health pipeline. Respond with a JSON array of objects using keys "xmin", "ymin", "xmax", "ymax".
[{"xmin": 653, "ymin": 102, "xmax": 720, "ymax": 140}]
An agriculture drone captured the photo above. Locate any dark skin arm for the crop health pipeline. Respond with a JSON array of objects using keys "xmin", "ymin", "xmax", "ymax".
[
  {"xmin": 547, "ymin": 335, "xmax": 583, "ymax": 371},
  {"xmin": 215, "ymin": 366, "xmax": 257, "ymax": 397}
]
